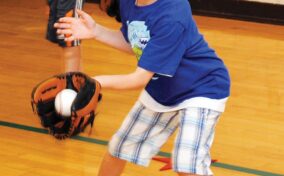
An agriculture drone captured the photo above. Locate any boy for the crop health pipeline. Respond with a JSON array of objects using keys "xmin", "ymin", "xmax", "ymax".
[{"xmin": 55, "ymin": 0, "xmax": 230, "ymax": 175}]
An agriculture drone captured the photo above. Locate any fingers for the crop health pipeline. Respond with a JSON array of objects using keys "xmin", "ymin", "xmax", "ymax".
[
  {"xmin": 56, "ymin": 29, "xmax": 72, "ymax": 35},
  {"xmin": 76, "ymin": 9, "xmax": 88, "ymax": 19},
  {"xmin": 76, "ymin": 9, "xmax": 84, "ymax": 16},
  {"xmin": 77, "ymin": 9, "xmax": 95, "ymax": 23},
  {"xmin": 55, "ymin": 28, "xmax": 76, "ymax": 41},
  {"xmin": 53, "ymin": 11, "xmax": 88, "ymax": 42},
  {"xmin": 58, "ymin": 17, "xmax": 74, "ymax": 23},
  {"xmin": 54, "ymin": 17, "xmax": 74, "ymax": 29},
  {"xmin": 54, "ymin": 22, "xmax": 71, "ymax": 29},
  {"xmin": 54, "ymin": 18, "xmax": 75, "ymax": 41}
]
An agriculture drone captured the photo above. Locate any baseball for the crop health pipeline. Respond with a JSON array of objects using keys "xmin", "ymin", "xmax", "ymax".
[{"xmin": 55, "ymin": 89, "xmax": 77, "ymax": 117}]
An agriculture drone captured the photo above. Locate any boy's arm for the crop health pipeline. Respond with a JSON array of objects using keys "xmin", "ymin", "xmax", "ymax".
[
  {"xmin": 94, "ymin": 24, "xmax": 133, "ymax": 53},
  {"xmin": 94, "ymin": 67, "xmax": 154, "ymax": 90},
  {"xmin": 54, "ymin": 10, "xmax": 133, "ymax": 53}
]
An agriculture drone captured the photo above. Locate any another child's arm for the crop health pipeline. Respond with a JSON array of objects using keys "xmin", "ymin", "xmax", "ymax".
[
  {"xmin": 54, "ymin": 10, "xmax": 132, "ymax": 53},
  {"xmin": 94, "ymin": 67, "xmax": 154, "ymax": 90}
]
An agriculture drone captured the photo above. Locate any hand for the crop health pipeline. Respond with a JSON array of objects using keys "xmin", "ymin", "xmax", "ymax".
[{"xmin": 54, "ymin": 10, "xmax": 96, "ymax": 41}]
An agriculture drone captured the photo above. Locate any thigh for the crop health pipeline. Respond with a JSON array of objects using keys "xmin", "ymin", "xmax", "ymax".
[
  {"xmin": 108, "ymin": 101, "xmax": 180, "ymax": 166},
  {"xmin": 173, "ymin": 108, "xmax": 221, "ymax": 175},
  {"xmin": 56, "ymin": 0, "xmax": 84, "ymax": 17}
]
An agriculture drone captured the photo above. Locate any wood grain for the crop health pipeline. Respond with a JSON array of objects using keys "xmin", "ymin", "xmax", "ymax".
[{"xmin": 0, "ymin": 0, "xmax": 283, "ymax": 175}]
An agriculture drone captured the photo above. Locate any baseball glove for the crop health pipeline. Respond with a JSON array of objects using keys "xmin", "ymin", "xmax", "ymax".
[{"xmin": 31, "ymin": 72, "xmax": 102, "ymax": 139}]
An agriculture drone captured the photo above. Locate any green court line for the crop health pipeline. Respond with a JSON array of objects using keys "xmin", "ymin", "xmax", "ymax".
[{"xmin": 0, "ymin": 120, "xmax": 283, "ymax": 176}]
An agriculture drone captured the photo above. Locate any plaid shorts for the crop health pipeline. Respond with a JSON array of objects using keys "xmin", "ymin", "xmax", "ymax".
[
  {"xmin": 108, "ymin": 101, "xmax": 221, "ymax": 175},
  {"xmin": 46, "ymin": 0, "xmax": 84, "ymax": 47}
]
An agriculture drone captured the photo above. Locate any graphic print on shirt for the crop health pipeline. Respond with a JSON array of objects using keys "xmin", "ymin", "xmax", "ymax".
[{"xmin": 127, "ymin": 21, "xmax": 150, "ymax": 60}]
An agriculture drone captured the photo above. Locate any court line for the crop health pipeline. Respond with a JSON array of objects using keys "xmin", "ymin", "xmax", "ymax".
[{"xmin": 0, "ymin": 120, "xmax": 283, "ymax": 176}]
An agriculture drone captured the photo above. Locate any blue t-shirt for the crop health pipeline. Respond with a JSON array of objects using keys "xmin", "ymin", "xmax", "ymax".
[{"xmin": 120, "ymin": 0, "xmax": 230, "ymax": 106}]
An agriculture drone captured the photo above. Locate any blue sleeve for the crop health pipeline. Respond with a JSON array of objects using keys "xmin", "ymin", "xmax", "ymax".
[
  {"xmin": 138, "ymin": 22, "xmax": 186, "ymax": 77},
  {"xmin": 119, "ymin": 0, "xmax": 129, "ymax": 42}
]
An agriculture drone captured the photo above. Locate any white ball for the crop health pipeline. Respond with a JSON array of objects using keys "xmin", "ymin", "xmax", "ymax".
[{"xmin": 55, "ymin": 89, "xmax": 77, "ymax": 117}]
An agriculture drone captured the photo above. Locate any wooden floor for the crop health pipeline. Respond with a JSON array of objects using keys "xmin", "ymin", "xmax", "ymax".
[{"xmin": 0, "ymin": 0, "xmax": 283, "ymax": 175}]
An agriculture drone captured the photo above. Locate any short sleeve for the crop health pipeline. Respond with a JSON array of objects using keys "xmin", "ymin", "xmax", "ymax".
[
  {"xmin": 119, "ymin": 0, "xmax": 129, "ymax": 42},
  {"xmin": 138, "ymin": 22, "xmax": 186, "ymax": 77}
]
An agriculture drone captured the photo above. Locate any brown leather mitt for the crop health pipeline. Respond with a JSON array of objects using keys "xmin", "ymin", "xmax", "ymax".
[{"xmin": 31, "ymin": 72, "xmax": 102, "ymax": 139}]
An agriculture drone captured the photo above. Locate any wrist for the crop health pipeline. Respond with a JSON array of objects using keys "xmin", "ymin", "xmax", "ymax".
[
  {"xmin": 93, "ymin": 76, "xmax": 103, "ymax": 88},
  {"xmin": 93, "ymin": 23, "xmax": 102, "ymax": 40}
]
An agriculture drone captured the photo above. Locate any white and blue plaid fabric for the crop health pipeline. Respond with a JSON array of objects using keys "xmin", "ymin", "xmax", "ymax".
[{"xmin": 108, "ymin": 101, "xmax": 221, "ymax": 175}]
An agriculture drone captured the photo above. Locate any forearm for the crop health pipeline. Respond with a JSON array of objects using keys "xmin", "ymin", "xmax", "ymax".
[
  {"xmin": 94, "ymin": 24, "xmax": 133, "ymax": 53},
  {"xmin": 94, "ymin": 74, "xmax": 145, "ymax": 90},
  {"xmin": 93, "ymin": 68, "xmax": 154, "ymax": 91}
]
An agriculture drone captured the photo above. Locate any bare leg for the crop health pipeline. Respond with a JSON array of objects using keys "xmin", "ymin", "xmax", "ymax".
[
  {"xmin": 98, "ymin": 152, "xmax": 126, "ymax": 176},
  {"xmin": 62, "ymin": 46, "xmax": 82, "ymax": 72}
]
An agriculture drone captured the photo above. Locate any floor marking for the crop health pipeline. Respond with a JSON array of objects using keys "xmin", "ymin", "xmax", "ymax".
[{"xmin": 0, "ymin": 120, "xmax": 283, "ymax": 176}]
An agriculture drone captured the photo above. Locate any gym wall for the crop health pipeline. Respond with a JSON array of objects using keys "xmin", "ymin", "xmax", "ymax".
[
  {"xmin": 87, "ymin": 0, "xmax": 284, "ymax": 25},
  {"xmin": 190, "ymin": 0, "xmax": 284, "ymax": 25}
]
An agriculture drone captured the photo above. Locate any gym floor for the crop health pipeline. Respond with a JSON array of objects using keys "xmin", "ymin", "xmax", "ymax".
[{"xmin": 0, "ymin": 0, "xmax": 283, "ymax": 175}]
